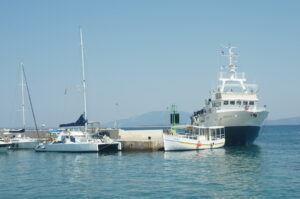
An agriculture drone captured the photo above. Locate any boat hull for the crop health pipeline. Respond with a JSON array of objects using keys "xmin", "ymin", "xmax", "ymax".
[
  {"xmin": 98, "ymin": 143, "xmax": 122, "ymax": 152},
  {"xmin": 163, "ymin": 134, "xmax": 225, "ymax": 151},
  {"xmin": 224, "ymin": 126, "xmax": 260, "ymax": 146},
  {"xmin": 0, "ymin": 143, "xmax": 11, "ymax": 152},
  {"xmin": 35, "ymin": 143, "xmax": 100, "ymax": 152},
  {"xmin": 11, "ymin": 141, "xmax": 40, "ymax": 149},
  {"xmin": 199, "ymin": 109, "xmax": 268, "ymax": 146},
  {"xmin": 35, "ymin": 142, "xmax": 121, "ymax": 152}
]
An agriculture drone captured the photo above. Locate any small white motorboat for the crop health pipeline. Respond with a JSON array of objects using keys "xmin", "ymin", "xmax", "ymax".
[{"xmin": 163, "ymin": 125, "xmax": 225, "ymax": 151}]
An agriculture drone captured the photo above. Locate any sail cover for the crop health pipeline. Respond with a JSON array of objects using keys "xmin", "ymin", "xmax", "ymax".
[{"xmin": 59, "ymin": 114, "xmax": 87, "ymax": 127}]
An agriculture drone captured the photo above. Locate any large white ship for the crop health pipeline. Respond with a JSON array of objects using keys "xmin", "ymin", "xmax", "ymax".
[{"xmin": 191, "ymin": 46, "xmax": 268, "ymax": 146}]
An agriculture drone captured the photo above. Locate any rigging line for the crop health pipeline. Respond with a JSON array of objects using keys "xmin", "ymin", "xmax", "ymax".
[{"xmin": 21, "ymin": 64, "xmax": 40, "ymax": 139}]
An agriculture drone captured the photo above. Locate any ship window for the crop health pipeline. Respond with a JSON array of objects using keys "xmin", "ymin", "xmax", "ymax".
[
  {"xmin": 213, "ymin": 102, "xmax": 221, "ymax": 107},
  {"xmin": 243, "ymin": 101, "xmax": 248, "ymax": 105},
  {"xmin": 230, "ymin": 101, "xmax": 235, "ymax": 105},
  {"xmin": 224, "ymin": 101, "xmax": 228, "ymax": 105},
  {"xmin": 249, "ymin": 101, "xmax": 254, "ymax": 105},
  {"xmin": 237, "ymin": 101, "xmax": 241, "ymax": 105}
]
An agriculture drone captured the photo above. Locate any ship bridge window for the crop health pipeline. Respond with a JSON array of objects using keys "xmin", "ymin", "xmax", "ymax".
[
  {"xmin": 249, "ymin": 101, "xmax": 255, "ymax": 105},
  {"xmin": 212, "ymin": 102, "xmax": 221, "ymax": 107},
  {"xmin": 237, "ymin": 101, "xmax": 241, "ymax": 105},
  {"xmin": 230, "ymin": 101, "xmax": 235, "ymax": 105},
  {"xmin": 243, "ymin": 101, "xmax": 248, "ymax": 105},
  {"xmin": 223, "ymin": 101, "xmax": 228, "ymax": 105}
]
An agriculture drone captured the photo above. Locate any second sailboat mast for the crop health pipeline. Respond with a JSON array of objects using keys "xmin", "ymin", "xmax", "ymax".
[
  {"xmin": 21, "ymin": 62, "xmax": 26, "ymax": 130},
  {"xmin": 79, "ymin": 27, "xmax": 88, "ymax": 132}
]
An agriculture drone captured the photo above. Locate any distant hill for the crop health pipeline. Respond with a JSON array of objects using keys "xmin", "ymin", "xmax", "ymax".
[
  {"xmin": 102, "ymin": 111, "xmax": 191, "ymax": 128},
  {"xmin": 266, "ymin": 116, "xmax": 300, "ymax": 126}
]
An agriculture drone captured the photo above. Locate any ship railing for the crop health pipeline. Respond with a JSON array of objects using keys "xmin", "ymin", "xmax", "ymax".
[
  {"xmin": 216, "ymin": 105, "xmax": 267, "ymax": 112},
  {"xmin": 244, "ymin": 84, "xmax": 258, "ymax": 93},
  {"xmin": 220, "ymin": 72, "xmax": 245, "ymax": 80},
  {"xmin": 219, "ymin": 85, "xmax": 258, "ymax": 94}
]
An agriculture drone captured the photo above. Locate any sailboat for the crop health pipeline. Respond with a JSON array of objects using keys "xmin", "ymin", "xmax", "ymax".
[
  {"xmin": 9, "ymin": 63, "xmax": 40, "ymax": 149},
  {"xmin": 35, "ymin": 27, "xmax": 121, "ymax": 152}
]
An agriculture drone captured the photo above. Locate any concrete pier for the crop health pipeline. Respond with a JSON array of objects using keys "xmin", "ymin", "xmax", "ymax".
[{"xmin": 100, "ymin": 129, "xmax": 164, "ymax": 151}]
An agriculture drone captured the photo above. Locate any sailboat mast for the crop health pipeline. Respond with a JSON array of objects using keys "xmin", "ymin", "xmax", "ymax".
[
  {"xmin": 21, "ymin": 64, "xmax": 40, "ymax": 138},
  {"xmin": 79, "ymin": 27, "xmax": 88, "ymax": 132},
  {"xmin": 21, "ymin": 62, "xmax": 26, "ymax": 130}
]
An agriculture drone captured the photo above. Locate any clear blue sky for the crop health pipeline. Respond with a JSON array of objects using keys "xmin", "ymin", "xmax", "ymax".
[{"xmin": 1, "ymin": 0, "xmax": 299, "ymax": 128}]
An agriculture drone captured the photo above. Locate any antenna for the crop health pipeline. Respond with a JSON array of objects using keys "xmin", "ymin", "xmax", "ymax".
[
  {"xmin": 219, "ymin": 45, "xmax": 246, "ymax": 92},
  {"xmin": 221, "ymin": 45, "xmax": 238, "ymax": 79},
  {"xmin": 79, "ymin": 26, "xmax": 88, "ymax": 132}
]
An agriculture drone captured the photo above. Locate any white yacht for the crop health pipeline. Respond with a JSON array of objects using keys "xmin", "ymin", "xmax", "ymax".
[
  {"xmin": 191, "ymin": 46, "xmax": 268, "ymax": 145},
  {"xmin": 163, "ymin": 125, "xmax": 225, "ymax": 151},
  {"xmin": 35, "ymin": 27, "xmax": 122, "ymax": 152}
]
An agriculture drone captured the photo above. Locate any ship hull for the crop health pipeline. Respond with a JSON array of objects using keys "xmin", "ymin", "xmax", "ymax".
[
  {"xmin": 196, "ymin": 109, "xmax": 268, "ymax": 146},
  {"xmin": 224, "ymin": 126, "xmax": 260, "ymax": 146},
  {"xmin": 11, "ymin": 140, "xmax": 40, "ymax": 149},
  {"xmin": 0, "ymin": 143, "xmax": 11, "ymax": 152},
  {"xmin": 35, "ymin": 142, "xmax": 122, "ymax": 152}
]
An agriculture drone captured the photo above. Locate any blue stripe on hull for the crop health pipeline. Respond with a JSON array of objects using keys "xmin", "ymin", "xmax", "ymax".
[{"xmin": 225, "ymin": 126, "xmax": 260, "ymax": 146}]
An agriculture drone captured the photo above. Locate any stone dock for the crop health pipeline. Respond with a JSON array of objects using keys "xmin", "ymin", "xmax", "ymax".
[
  {"xmin": 100, "ymin": 129, "xmax": 164, "ymax": 151},
  {"xmin": 0, "ymin": 128, "xmax": 166, "ymax": 151}
]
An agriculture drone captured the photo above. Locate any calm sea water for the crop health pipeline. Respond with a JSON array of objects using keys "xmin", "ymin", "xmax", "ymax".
[{"xmin": 1, "ymin": 125, "xmax": 300, "ymax": 199}]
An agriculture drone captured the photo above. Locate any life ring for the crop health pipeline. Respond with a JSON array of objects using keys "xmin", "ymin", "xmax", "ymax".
[{"xmin": 197, "ymin": 141, "xmax": 202, "ymax": 147}]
